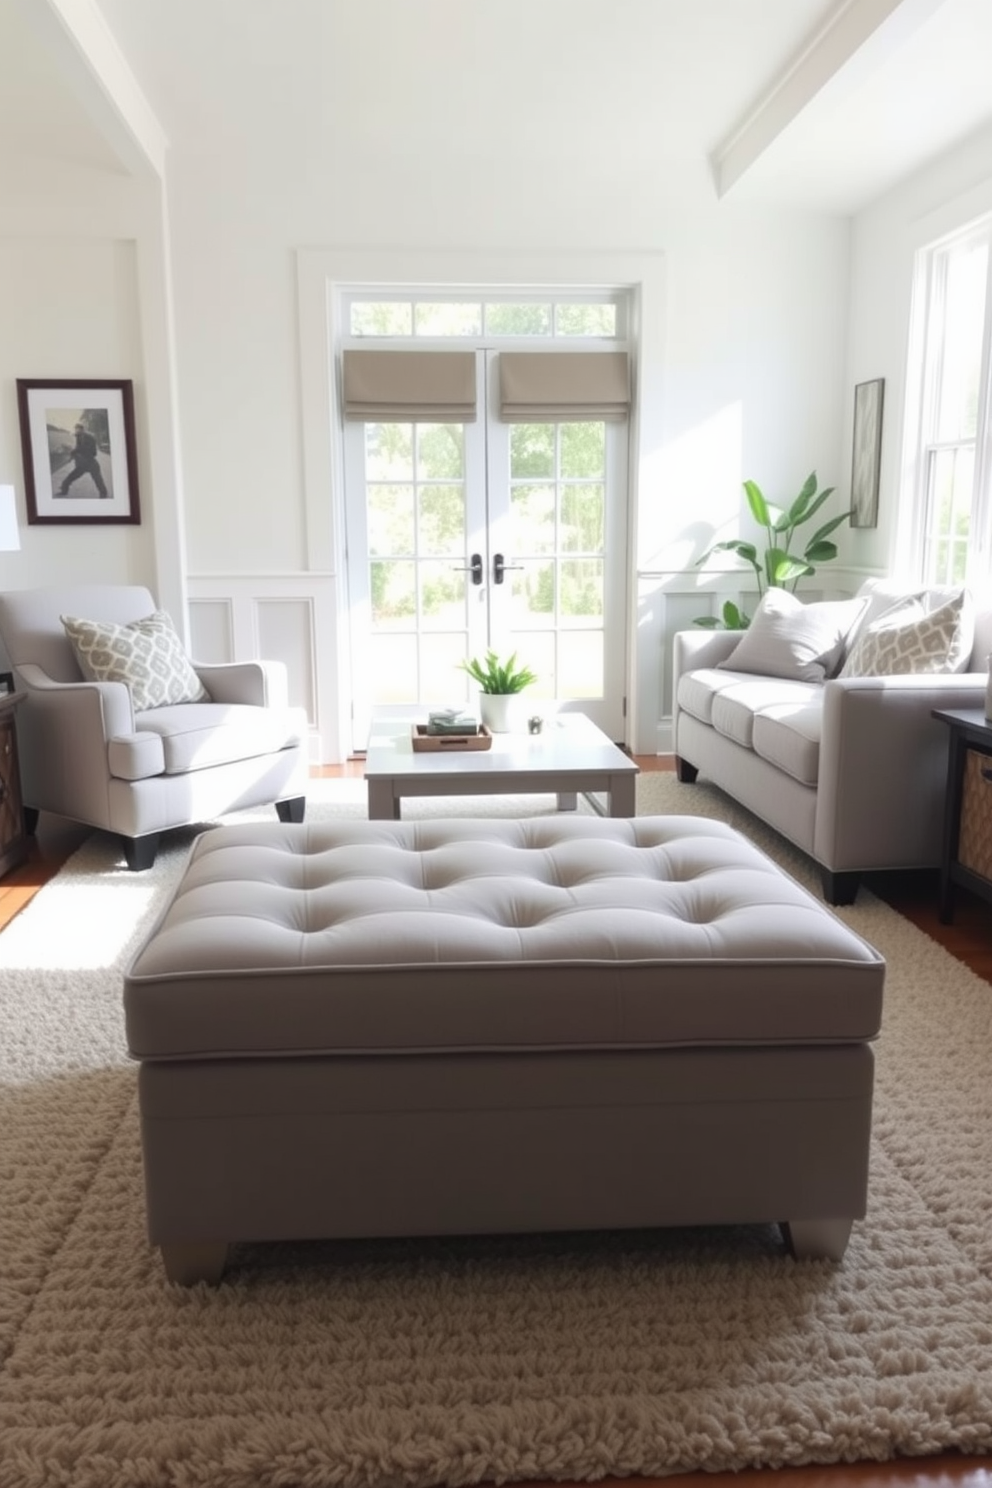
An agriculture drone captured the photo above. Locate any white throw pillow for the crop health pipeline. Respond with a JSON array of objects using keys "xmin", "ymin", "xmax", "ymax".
[
  {"xmin": 838, "ymin": 587, "xmax": 974, "ymax": 678},
  {"xmin": 718, "ymin": 588, "xmax": 870, "ymax": 684},
  {"xmin": 62, "ymin": 610, "xmax": 210, "ymax": 711}
]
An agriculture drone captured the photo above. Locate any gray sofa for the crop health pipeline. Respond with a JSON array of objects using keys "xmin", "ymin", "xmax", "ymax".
[{"xmin": 673, "ymin": 579, "xmax": 992, "ymax": 903}]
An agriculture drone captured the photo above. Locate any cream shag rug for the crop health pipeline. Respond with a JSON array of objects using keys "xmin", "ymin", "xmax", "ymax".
[{"xmin": 2, "ymin": 776, "xmax": 992, "ymax": 1488}]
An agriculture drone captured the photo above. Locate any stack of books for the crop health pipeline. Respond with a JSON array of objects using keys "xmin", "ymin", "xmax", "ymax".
[{"xmin": 425, "ymin": 708, "xmax": 480, "ymax": 736}]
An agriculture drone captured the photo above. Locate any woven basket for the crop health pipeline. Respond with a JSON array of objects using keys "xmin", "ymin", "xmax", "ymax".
[{"xmin": 958, "ymin": 747, "xmax": 992, "ymax": 881}]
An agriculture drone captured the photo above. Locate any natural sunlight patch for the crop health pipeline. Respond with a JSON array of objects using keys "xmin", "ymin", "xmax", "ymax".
[{"xmin": 2, "ymin": 882, "xmax": 158, "ymax": 970}]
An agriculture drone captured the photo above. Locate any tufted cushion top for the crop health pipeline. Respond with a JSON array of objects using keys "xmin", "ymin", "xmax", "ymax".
[{"xmin": 124, "ymin": 816, "xmax": 884, "ymax": 1061}]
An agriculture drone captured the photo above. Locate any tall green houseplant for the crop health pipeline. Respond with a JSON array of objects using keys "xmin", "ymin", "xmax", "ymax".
[{"xmin": 695, "ymin": 471, "xmax": 852, "ymax": 629}]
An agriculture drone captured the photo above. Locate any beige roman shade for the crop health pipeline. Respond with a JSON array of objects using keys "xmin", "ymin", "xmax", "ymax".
[
  {"xmin": 342, "ymin": 349, "xmax": 477, "ymax": 422},
  {"xmin": 498, "ymin": 351, "xmax": 630, "ymax": 422}
]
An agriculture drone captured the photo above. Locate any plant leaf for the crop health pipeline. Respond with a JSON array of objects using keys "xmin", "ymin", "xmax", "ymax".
[
  {"xmin": 768, "ymin": 553, "xmax": 814, "ymax": 586},
  {"xmin": 803, "ymin": 540, "xmax": 838, "ymax": 564},
  {"xmin": 722, "ymin": 600, "xmax": 750, "ymax": 629},
  {"xmin": 743, "ymin": 480, "xmax": 770, "ymax": 527},
  {"xmin": 806, "ymin": 510, "xmax": 850, "ymax": 544}
]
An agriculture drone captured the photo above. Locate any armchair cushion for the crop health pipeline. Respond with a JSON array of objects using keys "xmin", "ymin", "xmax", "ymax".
[
  {"xmin": 134, "ymin": 702, "xmax": 308, "ymax": 775},
  {"xmin": 61, "ymin": 610, "xmax": 210, "ymax": 711}
]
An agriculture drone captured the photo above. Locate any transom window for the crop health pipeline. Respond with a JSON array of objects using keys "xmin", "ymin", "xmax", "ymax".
[{"xmin": 346, "ymin": 294, "xmax": 622, "ymax": 340}]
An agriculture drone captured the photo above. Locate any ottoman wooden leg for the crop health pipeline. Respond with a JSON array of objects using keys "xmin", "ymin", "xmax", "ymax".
[
  {"xmin": 161, "ymin": 1241, "xmax": 229, "ymax": 1286},
  {"xmin": 783, "ymin": 1218, "xmax": 853, "ymax": 1262}
]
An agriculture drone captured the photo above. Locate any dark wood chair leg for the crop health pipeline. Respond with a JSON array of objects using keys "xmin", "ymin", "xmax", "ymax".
[
  {"xmin": 276, "ymin": 795, "xmax": 306, "ymax": 823},
  {"xmin": 23, "ymin": 805, "xmax": 39, "ymax": 835},
  {"xmin": 675, "ymin": 756, "xmax": 699, "ymax": 784},
  {"xmin": 821, "ymin": 868, "xmax": 860, "ymax": 905},
  {"xmin": 122, "ymin": 833, "xmax": 160, "ymax": 871}
]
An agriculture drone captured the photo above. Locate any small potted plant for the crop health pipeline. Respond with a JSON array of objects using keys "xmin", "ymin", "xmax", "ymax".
[{"xmin": 459, "ymin": 649, "xmax": 537, "ymax": 733}]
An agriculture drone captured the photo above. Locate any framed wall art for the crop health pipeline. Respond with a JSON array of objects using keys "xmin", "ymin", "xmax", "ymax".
[
  {"xmin": 16, "ymin": 378, "xmax": 141, "ymax": 525},
  {"xmin": 850, "ymin": 377, "xmax": 884, "ymax": 529}
]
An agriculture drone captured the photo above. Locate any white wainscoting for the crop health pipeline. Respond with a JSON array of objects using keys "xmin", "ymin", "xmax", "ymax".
[{"xmin": 186, "ymin": 574, "xmax": 342, "ymax": 764}]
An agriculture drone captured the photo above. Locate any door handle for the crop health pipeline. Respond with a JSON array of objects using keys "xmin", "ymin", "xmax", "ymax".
[
  {"xmin": 451, "ymin": 552, "xmax": 483, "ymax": 585},
  {"xmin": 493, "ymin": 553, "xmax": 524, "ymax": 585}
]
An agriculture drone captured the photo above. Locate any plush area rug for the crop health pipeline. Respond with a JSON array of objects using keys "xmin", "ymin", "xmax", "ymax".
[{"xmin": 2, "ymin": 775, "xmax": 992, "ymax": 1488}]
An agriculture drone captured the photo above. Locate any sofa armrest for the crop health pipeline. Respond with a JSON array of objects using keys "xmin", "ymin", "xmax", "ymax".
[
  {"xmin": 194, "ymin": 660, "xmax": 289, "ymax": 709},
  {"xmin": 14, "ymin": 665, "xmax": 136, "ymax": 820},
  {"xmin": 814, "ymin": 671, "xmax": 986, "ymax": 872},
  {"xmin": 673, "ymin": 628, "xmax": 742, "ymax": 677}
]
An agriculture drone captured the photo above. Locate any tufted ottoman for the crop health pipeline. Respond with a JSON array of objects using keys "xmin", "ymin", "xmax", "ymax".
[{"xmin": 124, "ymin": 815, "xmax": 885, "ymax": 1284}]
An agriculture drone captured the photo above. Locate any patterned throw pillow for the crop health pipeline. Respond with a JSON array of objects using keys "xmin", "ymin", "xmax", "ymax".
[
  {"xmin": 838, "ymin": 588, "xmax": 974, "ymax": 677},
  {"xmin": 61, "ymin": 610, "xmax": 210, "ymax": 711}
]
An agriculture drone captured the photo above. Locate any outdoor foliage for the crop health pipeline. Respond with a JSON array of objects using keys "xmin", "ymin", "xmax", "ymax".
[{"xmin": 694, "ymin": 471, "xmax": 852, "ymax": 629}]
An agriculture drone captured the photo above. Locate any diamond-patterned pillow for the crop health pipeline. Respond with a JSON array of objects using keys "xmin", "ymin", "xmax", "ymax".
[
  {"xmin": 61, "ymin": 610, "xmax": 210, "ymax": 711},
  {"xmin": 838, "ymin": 587, "xmax": 973, "ymax": 677}
]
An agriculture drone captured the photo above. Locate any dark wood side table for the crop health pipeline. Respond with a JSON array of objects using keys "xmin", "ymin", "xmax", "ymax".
[
  {"xmin": 0, "ymin": 690, "xmax": 27, "ymax": 879},
  {"xmin": 932, "ymin": 705, "xmax": 992, "ymax": 923}
]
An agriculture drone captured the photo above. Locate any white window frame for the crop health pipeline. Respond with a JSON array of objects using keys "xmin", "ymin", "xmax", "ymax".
[{"xmin": 904, "ymin": 216, "xmax": 992, "ymax": 587}]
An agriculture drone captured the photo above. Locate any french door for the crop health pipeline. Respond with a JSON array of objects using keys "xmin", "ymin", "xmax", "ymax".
[{"xmin": 341, "ymin": 350, "xmax": 628, "ymax": 751}]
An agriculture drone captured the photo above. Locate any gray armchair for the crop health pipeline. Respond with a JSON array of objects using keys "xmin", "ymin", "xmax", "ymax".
[{"xmin": 0, "ymin": 585, "xmax": 308, "ymax": 869}]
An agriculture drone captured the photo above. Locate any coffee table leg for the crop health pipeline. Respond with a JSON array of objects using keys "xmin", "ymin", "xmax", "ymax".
[
  {"xmin": 557, "ymin": 792, "xmax": 578, "ymax": 811},
  {"xmin": 608, "ymin": 774, "xmax": 637, "ymax": 817},
  {"xmin": 368, "ymin": 780, "xmax": 401, "ymax": 820}
]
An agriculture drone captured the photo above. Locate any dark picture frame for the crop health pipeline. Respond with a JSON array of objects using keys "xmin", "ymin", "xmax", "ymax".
[
  {"xmin": 850, "ymin": 377, "xmax": 884, "ymax": 529},
  {"xmin": 16, "ymin": 378, "xmax": 141, "ymax": 526}
]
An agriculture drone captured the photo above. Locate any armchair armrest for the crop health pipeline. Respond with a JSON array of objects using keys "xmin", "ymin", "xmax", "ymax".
[
  {"xmin": 815, "ymin": 670, "xmax": 986, "ymax": 872},
  {"xmin": 194, "ymin": 660, "xmax": 289, "ymax": 709},
  {"xmin": 17, "ymin": 663, "xmax": 135, "ymax": 737}
]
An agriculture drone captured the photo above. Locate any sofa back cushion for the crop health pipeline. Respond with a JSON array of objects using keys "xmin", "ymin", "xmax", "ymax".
[{"xmin": 716, "ymin": 588, "xmax": 869, "ymax": 684}]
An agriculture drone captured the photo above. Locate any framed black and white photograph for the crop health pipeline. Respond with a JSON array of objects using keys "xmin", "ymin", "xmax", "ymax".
[
  {"xmin": 16, "ymin": 378, "xmax": 141, "ymax": 526},
  {"xmin": 850, "ymin": 377, "xmax": 884, "ymax": 529}
]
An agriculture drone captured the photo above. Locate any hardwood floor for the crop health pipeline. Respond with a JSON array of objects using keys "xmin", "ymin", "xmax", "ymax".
[{"xmin": 3, "ymin": 756, "xmax": 991, "ymax": 1488}]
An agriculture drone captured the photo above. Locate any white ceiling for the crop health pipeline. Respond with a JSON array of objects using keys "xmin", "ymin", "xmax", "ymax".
[{"xmin": 1, "ymin": 0, "xmax": 991, "ymax": 214}]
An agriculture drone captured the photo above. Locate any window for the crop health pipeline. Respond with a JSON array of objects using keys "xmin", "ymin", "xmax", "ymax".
[{"xmin": 908, "ymin": 219, "xmax": 992, "ymax": 586}]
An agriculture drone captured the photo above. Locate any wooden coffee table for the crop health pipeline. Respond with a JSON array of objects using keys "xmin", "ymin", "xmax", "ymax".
[{"xmin": 365, "ymin": 712, "xmax": 639, "ymax": 820}]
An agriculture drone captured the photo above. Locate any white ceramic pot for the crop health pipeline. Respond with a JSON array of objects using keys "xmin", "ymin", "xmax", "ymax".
[{"xmin": 478, "ymin": 692, "xmax": 519, "ymax": 733}]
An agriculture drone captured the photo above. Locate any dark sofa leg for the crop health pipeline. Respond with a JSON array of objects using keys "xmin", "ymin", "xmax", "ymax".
[
  {"xmin": 276, "ymin": 795, "xmax": 306, "ymax": 823},
  {"xmin": 23, "ymin": 806, "xmax": 39, "ymax": 835},
  {"xmin": 675, "ymin": 756, "xmax": 699, "ymax": 784},
  {"xmin": 821, "ymin": 869, "xmax": 860, "ymax": 906},
  {"xmin": 123, "ymin": 833, "xmax": 160, "ymax": 871}
]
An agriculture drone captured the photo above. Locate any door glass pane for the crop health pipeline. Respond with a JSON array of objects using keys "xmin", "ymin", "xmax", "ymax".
[
  {"xmin": 558, "ymin": 632, "xmax": 604, "ymax": 698},
  {"xmin": 368, "ymin": 634, "xmax": 418, "ymax": 702},
  {"xmin": 418, "ymin": 424, "xmax": 464, "ymax": 480},
  {"xmin": 560, "ymin": 485, "xmax": 604, "ymax": 553},
  {"xmin": 509, "ymin": 424, "xmax": 554, "ymax": 478},
  {"xmin": 419, "ymin": 485, "xmax": 465, "ymax": 556},
  {"xmin": 512, "ymin": 632, "xmax": 555, "ymax": 700},
  {"xmin": 422, "ymin": 633, "xmax": 469, "ymax": 703},
  {"xmin": 419, "ymin": 561, "xmax": 466, "ymax": 626},
  {"xmin": 512, "ymin": 562, "xmax": 554, "ymax": 621},
  {"xmin": 368, "ymin": 484, "xmax": 414, "ymax": 554},
  {"xmin": 560, "ymin": 560, "xmax": 603, "ymax": 622},
  {"xmin": 510, "ymin": 485, "xmax": 555, "ymax": 554},
  {"xmin": 366, "ymin": 423, "xmax": 413, "ymax": 479},
  {"xmin": 370, "ymin": 559, "xmax": 417, "ymax": 629},
  {"xmin": 560, "ymin": 423, "xmax": 605, "ymax": 478}
]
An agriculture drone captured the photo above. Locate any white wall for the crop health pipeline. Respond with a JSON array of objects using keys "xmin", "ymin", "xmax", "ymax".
[
  {"xmin": 0, "ymin": 51, "xmax": 857, "ymax": 758},
  {"xmin": 845, "ymin": 119, "xmax": 992, "ymax": 585}
]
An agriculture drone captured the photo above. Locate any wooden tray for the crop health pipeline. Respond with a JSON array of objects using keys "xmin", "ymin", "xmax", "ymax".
[{"xmin": 411, "ymin": 724, "xmax": 492, "ymax": 752}]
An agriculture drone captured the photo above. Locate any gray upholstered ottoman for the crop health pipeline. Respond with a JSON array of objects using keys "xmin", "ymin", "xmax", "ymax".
[{"xmin": 124, "ymin": 815, "xmax": 885, "ymax": 1284}]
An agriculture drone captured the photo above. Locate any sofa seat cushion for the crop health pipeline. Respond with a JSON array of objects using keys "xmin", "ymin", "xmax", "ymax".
[
  {"xmin": 710, "ymin": 678, "xmax": 821, "ymax": 750},
  {"xmin": 130, "ymin": 703, "xmax": 308, "ymax": 776},
  {"xmin": 123, "ymin": 816, "xmax": 885, "ymax": 1062},
  {"xmin": 676, "ymin": 668, "xmax": 747, "ymax": 726},
  {"xmin": 751, "ymin": 702, "xmax": 823, "ymax": 786}
]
